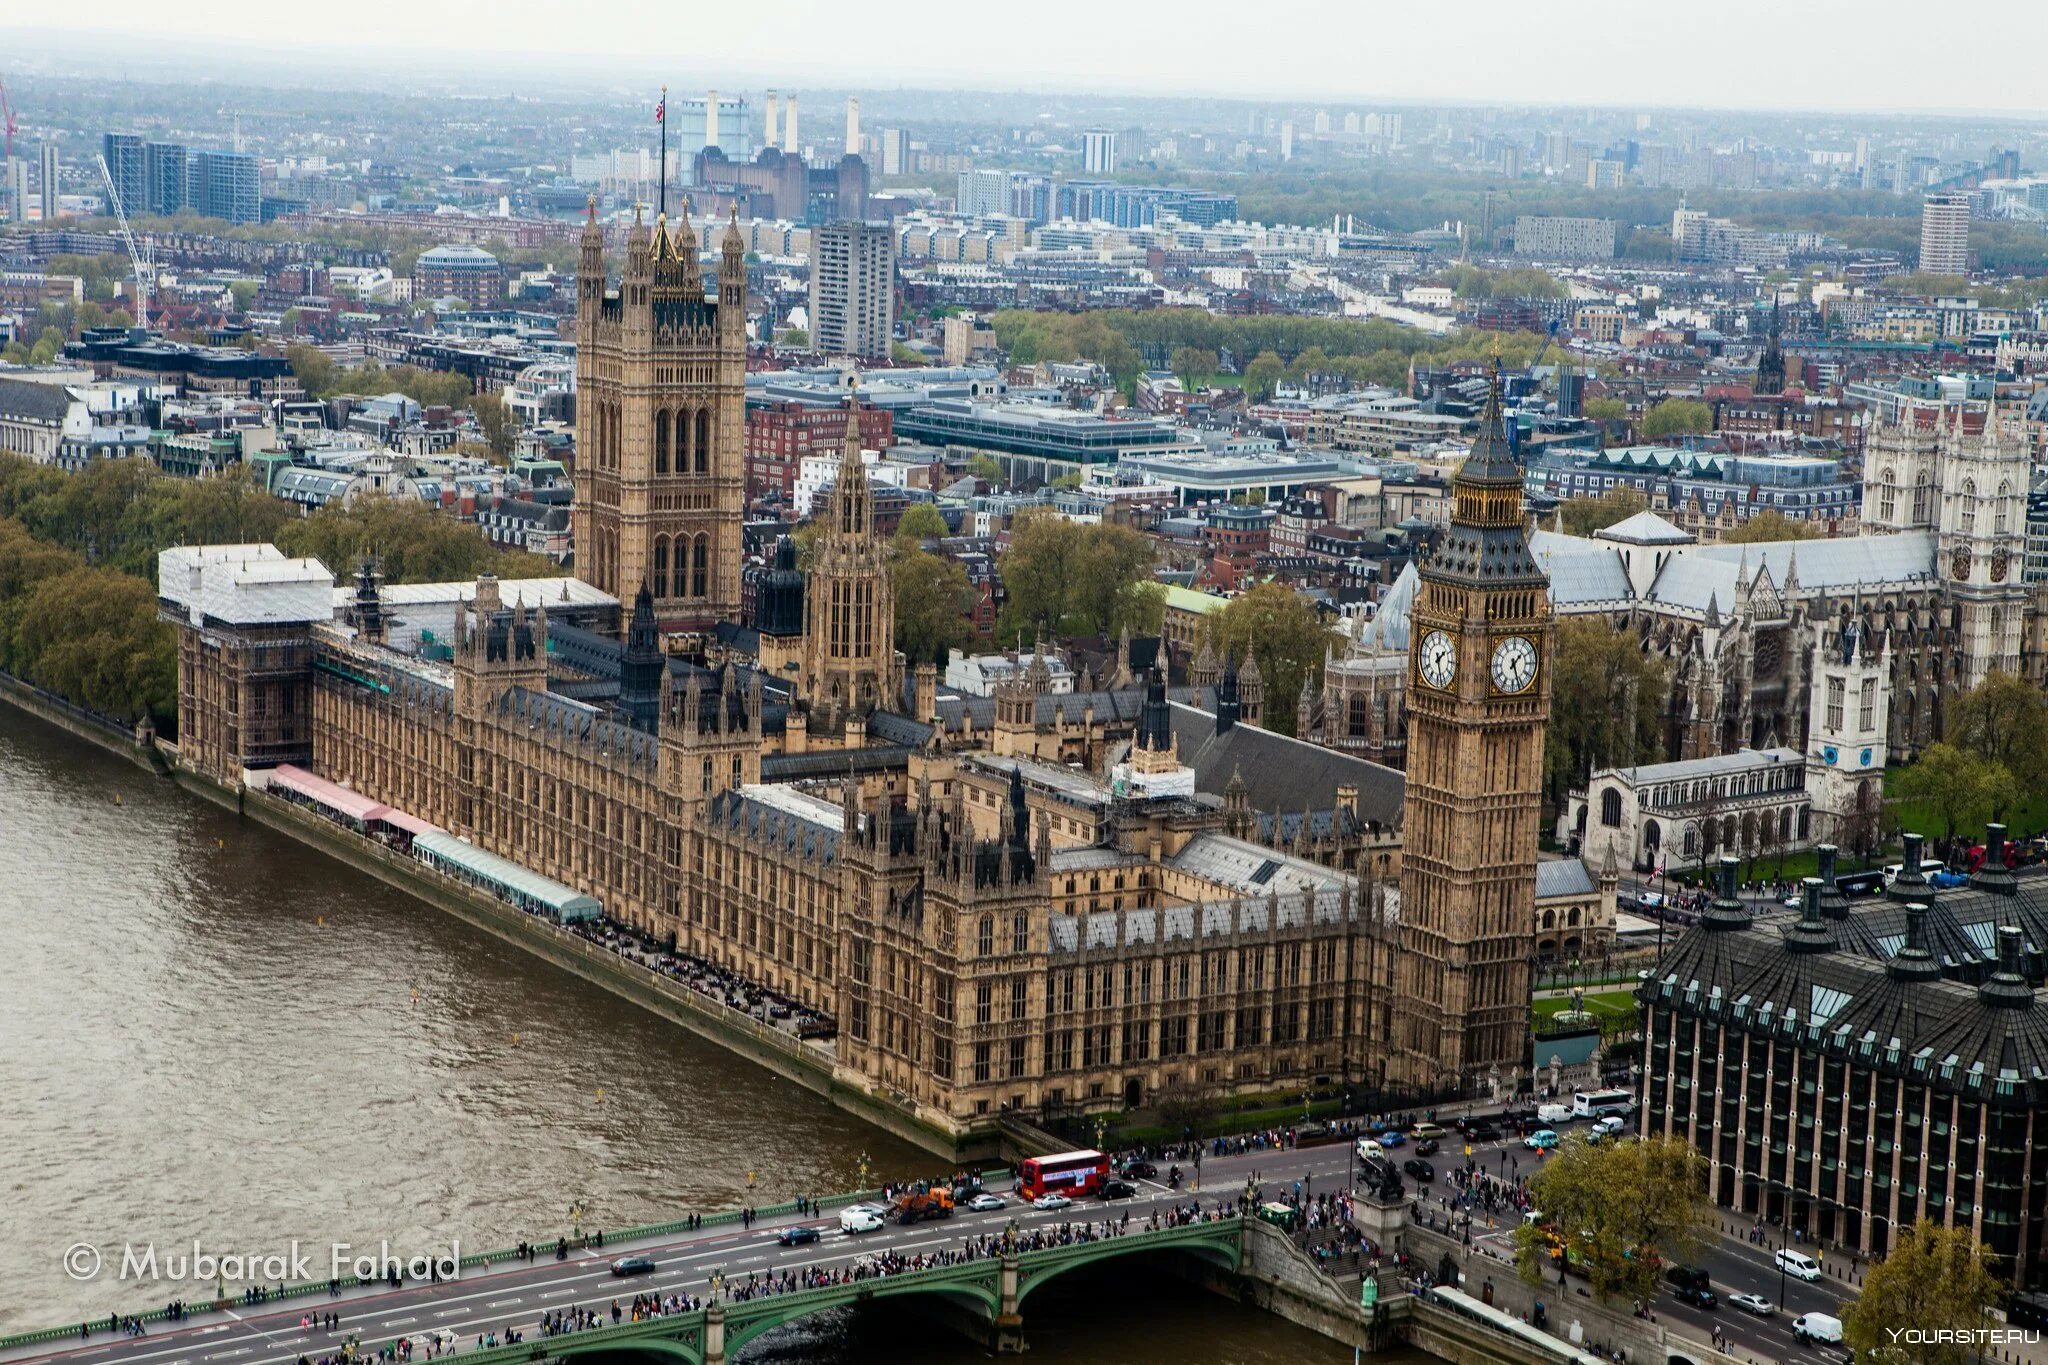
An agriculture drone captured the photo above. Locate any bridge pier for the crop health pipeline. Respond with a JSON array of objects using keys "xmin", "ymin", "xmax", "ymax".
[
  {"xmin": 702, "ymin": 1302, "xmax": 725, "ymax": 1365},
  {"xmin": 992, "ymin": 1253, "xmax": 1027, "ymax": 1354}
]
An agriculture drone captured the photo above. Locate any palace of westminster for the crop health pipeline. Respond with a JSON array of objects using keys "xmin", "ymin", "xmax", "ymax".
[{"xmin": 151, "ymin": 206, "xmax": 2046, "ymax": 1152}]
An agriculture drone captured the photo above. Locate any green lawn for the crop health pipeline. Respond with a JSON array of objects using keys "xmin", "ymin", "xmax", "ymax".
[
  {"xmin": 1884, "ymin": 765, "xmax": 2048, "ymax": 845},
  {"xmin": 1532, "ymin": 989, "xmax": 1637, "ymax": 1023}
]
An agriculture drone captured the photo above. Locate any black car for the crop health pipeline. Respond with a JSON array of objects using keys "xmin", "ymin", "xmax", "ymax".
[
  {"xmin": 1402, "ymin": 1158, "xmax": 1435, "ymax": 1183},
  {"xmin": 609, "ymin": 1255, "xmax": 657, "ymax": 1276},
  {"xmin": 776, "ymin": 1226, "xmax": 820, "ymax": 1247},
  {"xmin": 1666, "ymin": 1265, "xmax": 1711, "ymax": 1293},
  {"xmin": 1119, "ymin": 1161, "xmax": 1158, "ymax": 1180},
  {"xmin": 1465, "ymin": 1122, "xmax": 1501, "ymax": 1143},
  {"xmin": 1098, "ymin": 1179, "xmax": 1138, "ymax": 1200},
  {"xmin": 1674, "ymin": 1285, "xmax": 1718, "ymax": 1310},
  {"xmin": 1414, "ymin": 1138, "xmax": 1440, "ymax": 1157}
]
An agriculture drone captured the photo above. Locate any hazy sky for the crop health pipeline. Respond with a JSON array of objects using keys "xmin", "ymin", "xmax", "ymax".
[{"xmin": 18, "ymin": 0, "xmax": 2048, "ymax": 115}]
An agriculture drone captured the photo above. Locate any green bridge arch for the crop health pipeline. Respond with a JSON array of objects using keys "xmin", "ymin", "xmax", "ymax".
[{"xmin": 457, "ymin": 1220, "xmax": 1244, "ymax": 1365}]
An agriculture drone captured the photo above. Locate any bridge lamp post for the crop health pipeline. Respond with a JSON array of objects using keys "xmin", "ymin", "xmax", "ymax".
[
  {"xmin": 709, "ymin": 1268, "xmax": 725, "ymax": 1304},
  {"xmin": 570, "ymin": 1200, "xmax": 586, "ymax": 1242},
  {"xmin": 856, "ymin": 1151, "xmax": 872, "ymax": 1194}
]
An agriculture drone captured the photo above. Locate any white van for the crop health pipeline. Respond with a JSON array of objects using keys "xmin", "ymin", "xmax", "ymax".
[
  {"xmin": 1793, "ymin": 1311, "xmax": 1843, "ymax": 1344},
  {"xmin": 1883, "ymin": 859, "xmax": 1946, "ymax": 886},
  {"xmin": 839, "ymin": 1207, "xmax": 884, "ymax": 1235},
  {"xmin": 1776, "ymin": 1247, "xmax": 1822, "ymax": 1282},
  {"xmin": 1537, "ymin": 1103, "xmax": 1573, "ymax": 1126},
  {"xmin": 1356, "ymin": 1138, "xmax": 1384, "ymax": 1162}
]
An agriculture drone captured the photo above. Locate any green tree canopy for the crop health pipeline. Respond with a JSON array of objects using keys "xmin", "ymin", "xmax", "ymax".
[
  {"xmin": 1544, "ymin": 619, "xmax": 1671, "ymax": 806},
  {"xmin": 1843, "ymin": 1221, "xmax": 2003, "ymax": 1365},
  {"xmin": 275, "ymin": 498, "xmax": 555, "ymax": 585},
  {"xmin": 1583, "ymin": 397, "xmax": 1628, "ymax": 423},
  {"xmin": 1891, "ymin": 743, "xmax": 2014, "ymax": 844},
  {"xmin": 891, "ymin": 545, "xmax": 976, "ymax": 667},
  {"xmin": 1558, "ymin": 488, "xmax": 1649, "ymax": 538},
  {"xmin": 995, "ymin": 511, "xmax": 1158, "ymax": 641},
  {"xmin": 468, "ymin": 389, "xmax": 516, "ymax": 460},
  {"xmin": 1641, "ymin": 398, "xmax": 1713, "ymax": 439},
  {"xmin": 1719, "ymin": 509, "xmax": 1822, "ymax": 543},
  {"xmin": 1203, "ymin": 581, "xmax": 1337, "ymax": 738},
  {"xmin": 1947, "ymin": 671, "xmax": 2048, "ymax": 794},
  {"xmin": 1242, "ymin": 351, "xmax": 1285, "ymax": 401},
  {"xmin": 893, "ymin": 502, "xmax": 951, "ymax": 544},
  {"xmin": 1169, "ymin": 346, "xmax": 1220, "ymax": 388},
  {"xmin": 1512, "ymin": 1134, "xmax": 1710, "ymax": 1306}
]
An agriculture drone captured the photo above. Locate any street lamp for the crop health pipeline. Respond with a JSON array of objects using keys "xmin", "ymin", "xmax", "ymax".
[
  {"xmin": 709, "ymin": 1268, "xmax": 725, "ymax": 1304},
  {"xmin": 856, "ymin": 1150, "xmax": 872, "ymax": 1194}
]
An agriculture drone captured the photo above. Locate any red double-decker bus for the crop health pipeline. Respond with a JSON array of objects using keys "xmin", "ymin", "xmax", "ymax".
[{"xmin": 1017, "ymin": 1149, "xmax": 1112, "ymax": 1199}]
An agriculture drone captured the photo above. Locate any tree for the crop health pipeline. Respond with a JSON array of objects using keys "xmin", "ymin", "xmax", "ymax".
[
  {"xmin": 1170, "ymin": 346, "xmax": 1219, "ymax": 390},
  {"xmin": 1151, "ymin": 1078, "xmax": 1220, "ymax": 1140},
  {"xmin": 1544, "ymin": 619, "xmax": 1671, "ymax": 808},
  {"xmin": 1891, "ymin": 743, "xmax": 2009, "ymax": 846},
  {"xmin": 468, "ymin": 389, "xmax": 516, "ymax": 461},
  {"xmin": 1512, "ymin": 1133, "xmax": 1710, "ymax": 1306},
  {"xmin": 775, "ymin": 326, "xmax": 808, "ymax": 348},
  {"xmin": 994, "ymin": 513, "xmax": 1156, "ymax": 641},
  {"xmin": 1583, "ymin": 396, "xmax": 1628, "ymax": 423},
  {"xmin": 228, "ymin": 280, "xmax": 258, "ymax": 313},
  {"xmin": 893, "ymin": 502, "xmax": 950, "ymax": 544},
  {"xmin": 1558, "ymin": 488, "xmax": 1648, "ymax": 538},
  {"xmin": 891, "ymin": 546, "xmax": 976, "ymax": 666},
  {"xmin": 1948, "ymin": 671, "xmax": 2048, "ymax": 793},
  {"xmin": 964, "ymin": 454, "xmax": 1004, "ymax": 485},
  {"xmin": 286, "ymin": 344, "xmax": 337, "ymax": 400},
  {"xmin": 1843, "ymin": 1222, "xmax": 2003, "ymax": 1365},
  {"xmin": 1243, "ymin": 350, "xmax": 1285, "ymax": 402},
  {"xmin": 1641, "ymin": 399, "xmax": 1712, "ymax": 439},
  {"xmin": 275, "ymin": 498, "xmax": 554, "ymax": 585},
  {"xmin": 1720, "ymin": 510, "xmax": 1821, "ymax": 543},
  {"xmin": 1204, "ymin": 582, "xmax": 1338, "ymax": 737}
]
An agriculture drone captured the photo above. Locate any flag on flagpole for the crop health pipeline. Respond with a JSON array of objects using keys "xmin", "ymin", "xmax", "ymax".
[{"xmin": 655, "ymin": 96, "xmax": 665, "ymax": 123}]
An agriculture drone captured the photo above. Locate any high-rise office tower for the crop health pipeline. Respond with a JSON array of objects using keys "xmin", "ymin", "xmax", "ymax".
[
  {"xmin": 1279, "ymin": 121, "xmax": 1294, "ymax": 161},
  {"xmin": 5, "ymin": 157, "xmax": 25, "ymax": 223},
  {"xmin": 1919, "ymin": 192, "xmax": 1971, "ymax": 274},
  {"xmin": 1081, "ymin": 129, "xmax": 1116, "ymax": 176},
  {"xmin": 808, "ymin": 220, "xmax": 894, "ymax": 360},
  {"xmin": 192, "ymin": 150, "xmax": 260, "ymax": 224}
]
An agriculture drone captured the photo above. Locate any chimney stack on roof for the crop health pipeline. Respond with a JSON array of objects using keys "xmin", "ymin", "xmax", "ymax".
[
  {"xmin": 704, "ymin": 90, "xmax": 720, "ymax": 152},
  {"xmin": 764, "ymin": 91, "xmax": 780, "ymax": 149}
]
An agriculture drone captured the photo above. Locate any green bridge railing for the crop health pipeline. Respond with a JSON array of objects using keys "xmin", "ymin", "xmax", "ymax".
[{"xmin": 443, "ymin": 1217, "xmax": 1246, "ymax": 1365}]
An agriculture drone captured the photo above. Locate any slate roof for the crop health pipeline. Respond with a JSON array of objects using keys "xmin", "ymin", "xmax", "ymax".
[
  {"xmin": 1649, "ymin": 865, "xmax": 2048, "ymax": 1101},
  {"xmin": 0, "ymin": 375, "xmax": 80, "ymax": 423},
  {"xmin": 1595, "ymin": 510, "xmax": 1694, "ymax": 545},
  {"xmin": 1528, "ymin": 533, "xmax": 1634, "ymax": 607},
  {"xmin": 1535, "ymin": 859, "xmax": 1599, "ymax": 898},
  {"xmin": 1168, "ymin": 702, "xmax": 1404, "ymax": 831}
]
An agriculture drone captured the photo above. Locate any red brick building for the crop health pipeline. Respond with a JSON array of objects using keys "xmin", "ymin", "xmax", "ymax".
[{"xmin": 745, "ymin": 401, "xmax": 894, "ymax": 499}]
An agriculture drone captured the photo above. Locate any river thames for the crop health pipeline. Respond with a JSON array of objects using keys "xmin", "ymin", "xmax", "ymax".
[{"xmin": 0, "ymin": 716, "xmax": 1397, "ymax": 1363}]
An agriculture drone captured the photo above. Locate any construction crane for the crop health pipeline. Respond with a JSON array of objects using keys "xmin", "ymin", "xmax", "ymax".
[{"xmin": 95, "ymin": 152, "xmax": 154, "ymax": 330}]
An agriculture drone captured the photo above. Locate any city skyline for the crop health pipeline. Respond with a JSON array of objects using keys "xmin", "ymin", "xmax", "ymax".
[{"xmin": 7, "ymin": 4, "xmax": 2048, "ymax": 116}]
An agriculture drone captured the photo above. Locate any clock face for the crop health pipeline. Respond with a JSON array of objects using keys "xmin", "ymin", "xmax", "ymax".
[
  {"xmin": 1991, "ymin": 552, "xmax": 2010, "ymax": 583},
  {"xmin": 1419, "ymin": 630, "xmax": 1458, "ymax": 690},
  {"xmin": 1491, "ymin": 636, "xmax": 1539, "ymax": 694},
  {"xmin": 1952, "ymin": 547, "xmax": 1972, "ymax": 580}
]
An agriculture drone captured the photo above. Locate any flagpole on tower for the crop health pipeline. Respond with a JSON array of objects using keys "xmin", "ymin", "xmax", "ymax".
[{"xmin": 657, "ymin": 85, "xmax": 668, "ymax": 219}]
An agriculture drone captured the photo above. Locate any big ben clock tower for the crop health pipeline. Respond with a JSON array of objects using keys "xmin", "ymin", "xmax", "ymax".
[{"xmin": 1391, "ymin": 364, "xmax": 1551, "ymax": 1092}]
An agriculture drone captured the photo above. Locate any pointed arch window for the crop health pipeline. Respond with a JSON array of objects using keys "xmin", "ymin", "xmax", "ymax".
[
  {"xmin": 655, "ymin": 409, "xmax": 670, "ymax": 474},
  {"xmin": 1961, "ymin": 478, "xmax": 1977, "ymax": 535},
  {"xmin": 652, "ymin": 537, "xmax": 669, "ymax": 598},
  {"xmin": 1995, "ymin": 480, "xmax": 2011, "ymax": 535},
  {"xmin": 690, "ymin": 535, "xmax": 708, "ymax": 598},
  {"xmin": 694, "ymin": 409, "xmax": 711, "ymax": 473},
  {"xmin": 1877, "ymin": 466, "xmax": 1895, "ymax": 523}
]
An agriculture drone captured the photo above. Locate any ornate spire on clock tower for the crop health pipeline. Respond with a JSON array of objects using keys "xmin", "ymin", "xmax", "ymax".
[{"xmin": 1390, "ymin": 362, "xmax": 1552, "ymax": 1092}]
